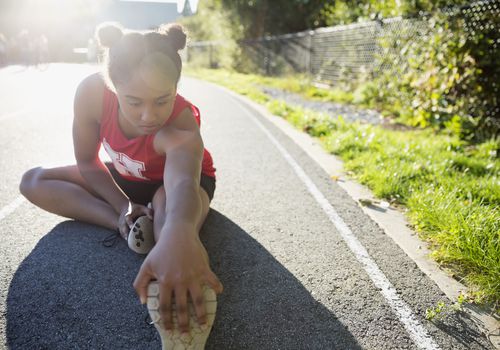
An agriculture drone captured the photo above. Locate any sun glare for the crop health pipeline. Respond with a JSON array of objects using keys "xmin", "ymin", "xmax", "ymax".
[
  {"xmin": 10, "ymin": 0, "xmax": 108, "ymax": 34},
  {"xmin": 1, "ymin": 0, "xmax": 191, "ymax": 64}
]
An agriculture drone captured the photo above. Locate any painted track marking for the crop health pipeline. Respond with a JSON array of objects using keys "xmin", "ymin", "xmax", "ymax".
[
  {"xmin": 0, "ymin": 108, "xmax": 30, "ymax": 122},
  {"xmin": 232, "ymin": 96, "xmax": 440, "ymax": 350},
  {"xmin": 0, "ymin": 196, "xmax": 26, "ymax": 222}
]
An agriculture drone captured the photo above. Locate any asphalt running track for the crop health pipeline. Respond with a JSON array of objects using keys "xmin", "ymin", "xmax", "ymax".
[{"xmin": 0, "ymin": 63, "xmax": 494, "ymax": 349}]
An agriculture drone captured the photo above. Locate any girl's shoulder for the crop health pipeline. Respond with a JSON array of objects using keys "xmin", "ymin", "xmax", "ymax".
[
  {"xmin": 74, "ymin": 72, "xmax": 107, "ymax": 124},
  {"xmin": 152, "ymin": 102, "xmax": 202, "ymax": 155},
  {"xmin": 171, "ymin": 94, "xmax": 201, "ymax": 126}
]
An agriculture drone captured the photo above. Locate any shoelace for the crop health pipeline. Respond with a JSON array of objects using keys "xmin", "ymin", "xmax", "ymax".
[
  {"xmin": 145, "ymin": 313, "xmax": 155, "ymax": 325},
  {"xmin": 100, "ymin": 231, "xmax": 122, "ymax": 248}
]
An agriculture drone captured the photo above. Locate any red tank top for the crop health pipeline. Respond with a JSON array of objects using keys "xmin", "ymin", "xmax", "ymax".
[{"xmin": 99, "ymin": 86, "xmax": 216, "ymax": 182}]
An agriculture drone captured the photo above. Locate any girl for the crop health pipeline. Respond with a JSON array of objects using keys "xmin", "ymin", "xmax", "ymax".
[{"xmin": 19, "ymin": 22, "xmax": 223, "ymax": 349}]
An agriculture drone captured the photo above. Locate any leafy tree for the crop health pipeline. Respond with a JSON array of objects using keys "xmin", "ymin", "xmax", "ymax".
[
  {"xmin": 219, "ymin": 0, "xmax": 330, "ymax": 38},
  {"xmin": 179, "ymin": 0, "xmax": 241, "ymax": 69},
  {"xmin": 184, "ymin": 0, "xmax": 499, "ymax": 140}
]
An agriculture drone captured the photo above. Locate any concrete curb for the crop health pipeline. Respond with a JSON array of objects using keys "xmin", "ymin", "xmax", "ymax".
[{"xmin": 211, "ymin": 83, "xmax": 500, "ymax": 349}]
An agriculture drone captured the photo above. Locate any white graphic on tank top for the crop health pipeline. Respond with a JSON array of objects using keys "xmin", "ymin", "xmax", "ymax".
[{"xmin": 102, "ymin": 138, "xmax": 150, "ymax": 180}]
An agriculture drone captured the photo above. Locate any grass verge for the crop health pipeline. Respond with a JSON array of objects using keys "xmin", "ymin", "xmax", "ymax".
[{"xmin": 185, "ymin": 67, "xmax": 500, "ymax": 311}]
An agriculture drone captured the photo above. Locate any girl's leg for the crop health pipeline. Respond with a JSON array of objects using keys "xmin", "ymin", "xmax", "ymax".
[
  {"xmin": 19, "ymin": 165, "xmax": 119, "ymax": 231},
  {"xmin": 146, "ymin": 186, "xmax": 215, "ymax": 348},
  {"xmin": 150, "ymin": 185, "xmax": 211, "ymax": 242}
]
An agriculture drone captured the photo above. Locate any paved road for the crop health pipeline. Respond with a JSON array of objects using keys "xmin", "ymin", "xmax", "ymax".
[{"xmin": 0, "ymin": 64, "xmax": 493, "ymax": 349}]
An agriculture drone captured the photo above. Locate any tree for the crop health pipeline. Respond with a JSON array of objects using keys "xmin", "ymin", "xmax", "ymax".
[{"xmin": 181, "ymin": 0, "xmax": 194, "ymax": 17}]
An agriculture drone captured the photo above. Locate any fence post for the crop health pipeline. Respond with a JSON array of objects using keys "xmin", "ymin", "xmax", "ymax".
[
  {"xmin": 306, "ymin": 30, "xmax": 314, "ymax": 78},
  {"xmin": 209, "ymin": 43, "xmax": 213, "ymax": 68},
  {"xmin": 265, "ymin": 36, "xmax": 271, "ymax": 75}
]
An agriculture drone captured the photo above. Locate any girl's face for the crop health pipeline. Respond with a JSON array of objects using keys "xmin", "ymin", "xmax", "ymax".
[{"xmin": 115, "ymin": 68, "xmax": 177, "ymax": 138}]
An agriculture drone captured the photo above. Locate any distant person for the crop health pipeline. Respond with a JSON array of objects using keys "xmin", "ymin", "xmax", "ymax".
[
  {"xmin": 16, "ymin": 29, "xmax": 33, "ymax": 65},
  {"xmin": 0, "ymin": 33, "xmax": 7, "ymax": 66},
  {"xmin": 19, "ymin": 22, "xmax": 222, "ymax": 349},
  {"xmin": 86, "ymin": 38, "xmax": 97, "ymax": 62},
  {"xmin": 36, "ymin": 34, "xmax": 49, "ymax": 64}
]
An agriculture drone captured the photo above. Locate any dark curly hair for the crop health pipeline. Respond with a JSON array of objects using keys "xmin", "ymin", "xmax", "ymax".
[{"xmin": 95, "ymin": 22, "xmax": 187, "ymax": 90}]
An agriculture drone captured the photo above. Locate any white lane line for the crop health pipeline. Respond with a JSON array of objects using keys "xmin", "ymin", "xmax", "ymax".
[
  {"xmin": 233, "ymin": 98, "xmax": 440, "ymax": 350},
  {"xmin": 0, "ymin": 196, "xmax": 26, "ymax": 222},
  {"xmin": 0, "ymin": 108, "xmax": 30, "ymax": 122}
]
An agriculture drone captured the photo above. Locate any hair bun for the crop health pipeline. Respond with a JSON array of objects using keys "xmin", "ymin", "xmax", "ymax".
[
  {"xmin": 96, "ymin": 22, "xmax": 124, "ymax": 48},
  {"xmin": 159, "ymin": 23, "xmax": 187, "ymax": 51}
]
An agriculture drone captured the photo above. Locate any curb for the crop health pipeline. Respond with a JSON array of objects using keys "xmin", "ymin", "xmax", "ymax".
[{"xmin": 211, "ymin": 82, "xmax": 500, "ymax": 349}]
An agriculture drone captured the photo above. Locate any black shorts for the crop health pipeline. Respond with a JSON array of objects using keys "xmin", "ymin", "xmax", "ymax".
[{"xmin": 105, "ymin": 163, "xmax": 216, "ymax": 206}]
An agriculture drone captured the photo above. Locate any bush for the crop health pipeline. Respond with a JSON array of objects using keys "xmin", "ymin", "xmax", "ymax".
[{"xmin": 367, "ymin": 9, "xmax": 499, "ymax": 142}]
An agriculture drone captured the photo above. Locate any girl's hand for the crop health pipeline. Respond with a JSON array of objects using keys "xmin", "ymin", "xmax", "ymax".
[
  {"xmin": 118, "ymin": 201, "xmax": 153, "ymax": 239},
  {"xmin": 133, "ymin": 224, "xmax": 223, "ymax": 334}
]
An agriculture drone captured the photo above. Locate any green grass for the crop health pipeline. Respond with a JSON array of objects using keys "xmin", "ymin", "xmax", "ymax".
[
  {"xmin": 184, "ymin": 67, "xmax": 355, "ymax": 105},
  {"xmin": 186, "ymin": 67, "xmax": 500, "ymax": 310}
]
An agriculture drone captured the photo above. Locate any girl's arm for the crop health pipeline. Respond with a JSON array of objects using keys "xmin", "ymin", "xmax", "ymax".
[
  {"xmin": 72, "ymin": 75, "xmax": 151, "ymax": 236},
  {"xmin": 157, "ymin": 108, "xmax": 205, "ymax": 238},
  {"xmin": 133, "ymin": 107, "xmax": 223, "ymax": 334}
]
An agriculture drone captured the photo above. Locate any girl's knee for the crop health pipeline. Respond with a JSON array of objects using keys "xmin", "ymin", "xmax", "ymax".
[
  {"xmin": 152, "ymin": 186, "xmax": 166, "ymax": 212},
  {"xmin": 19, "ymin": 167, "xmax": 44, "ymax": 196}
]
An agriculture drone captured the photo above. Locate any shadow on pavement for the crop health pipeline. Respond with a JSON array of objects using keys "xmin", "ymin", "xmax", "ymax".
[
  {"xmin": 6, "ymin": 209, "xmax": 361, "ymax": 349},
  {"xmin": 433, "ymin": 311, "xmax": 491, "ymax": 350}
]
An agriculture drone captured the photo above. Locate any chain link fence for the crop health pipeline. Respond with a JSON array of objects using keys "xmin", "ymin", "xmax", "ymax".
[{"xmin": 186, "ymin": 0, "xmax": 499, "ymax": 86}]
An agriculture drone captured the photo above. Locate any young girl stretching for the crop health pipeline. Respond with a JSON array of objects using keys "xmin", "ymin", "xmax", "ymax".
[{"xmin": 19, "ymin": 22, "xmax": 222, "ymax": 349}]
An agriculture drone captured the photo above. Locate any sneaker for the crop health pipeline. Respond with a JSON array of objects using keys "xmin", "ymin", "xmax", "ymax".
[
  {"xmin": 147, "ymin": 281, "xmax": 217, "ymax": 350},
  {"xmin": 128, "ymin": 216, "xmax": 155, "ymax": 255}
]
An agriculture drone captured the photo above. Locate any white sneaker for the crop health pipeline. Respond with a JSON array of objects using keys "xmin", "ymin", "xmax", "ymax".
[
  {"xmin": 147, "ymin": 281, "xmax": 217, "ymax": 350},
  {"xmin": 128, "ymin": 216, "xmax": 155, "ymax": 255}
]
